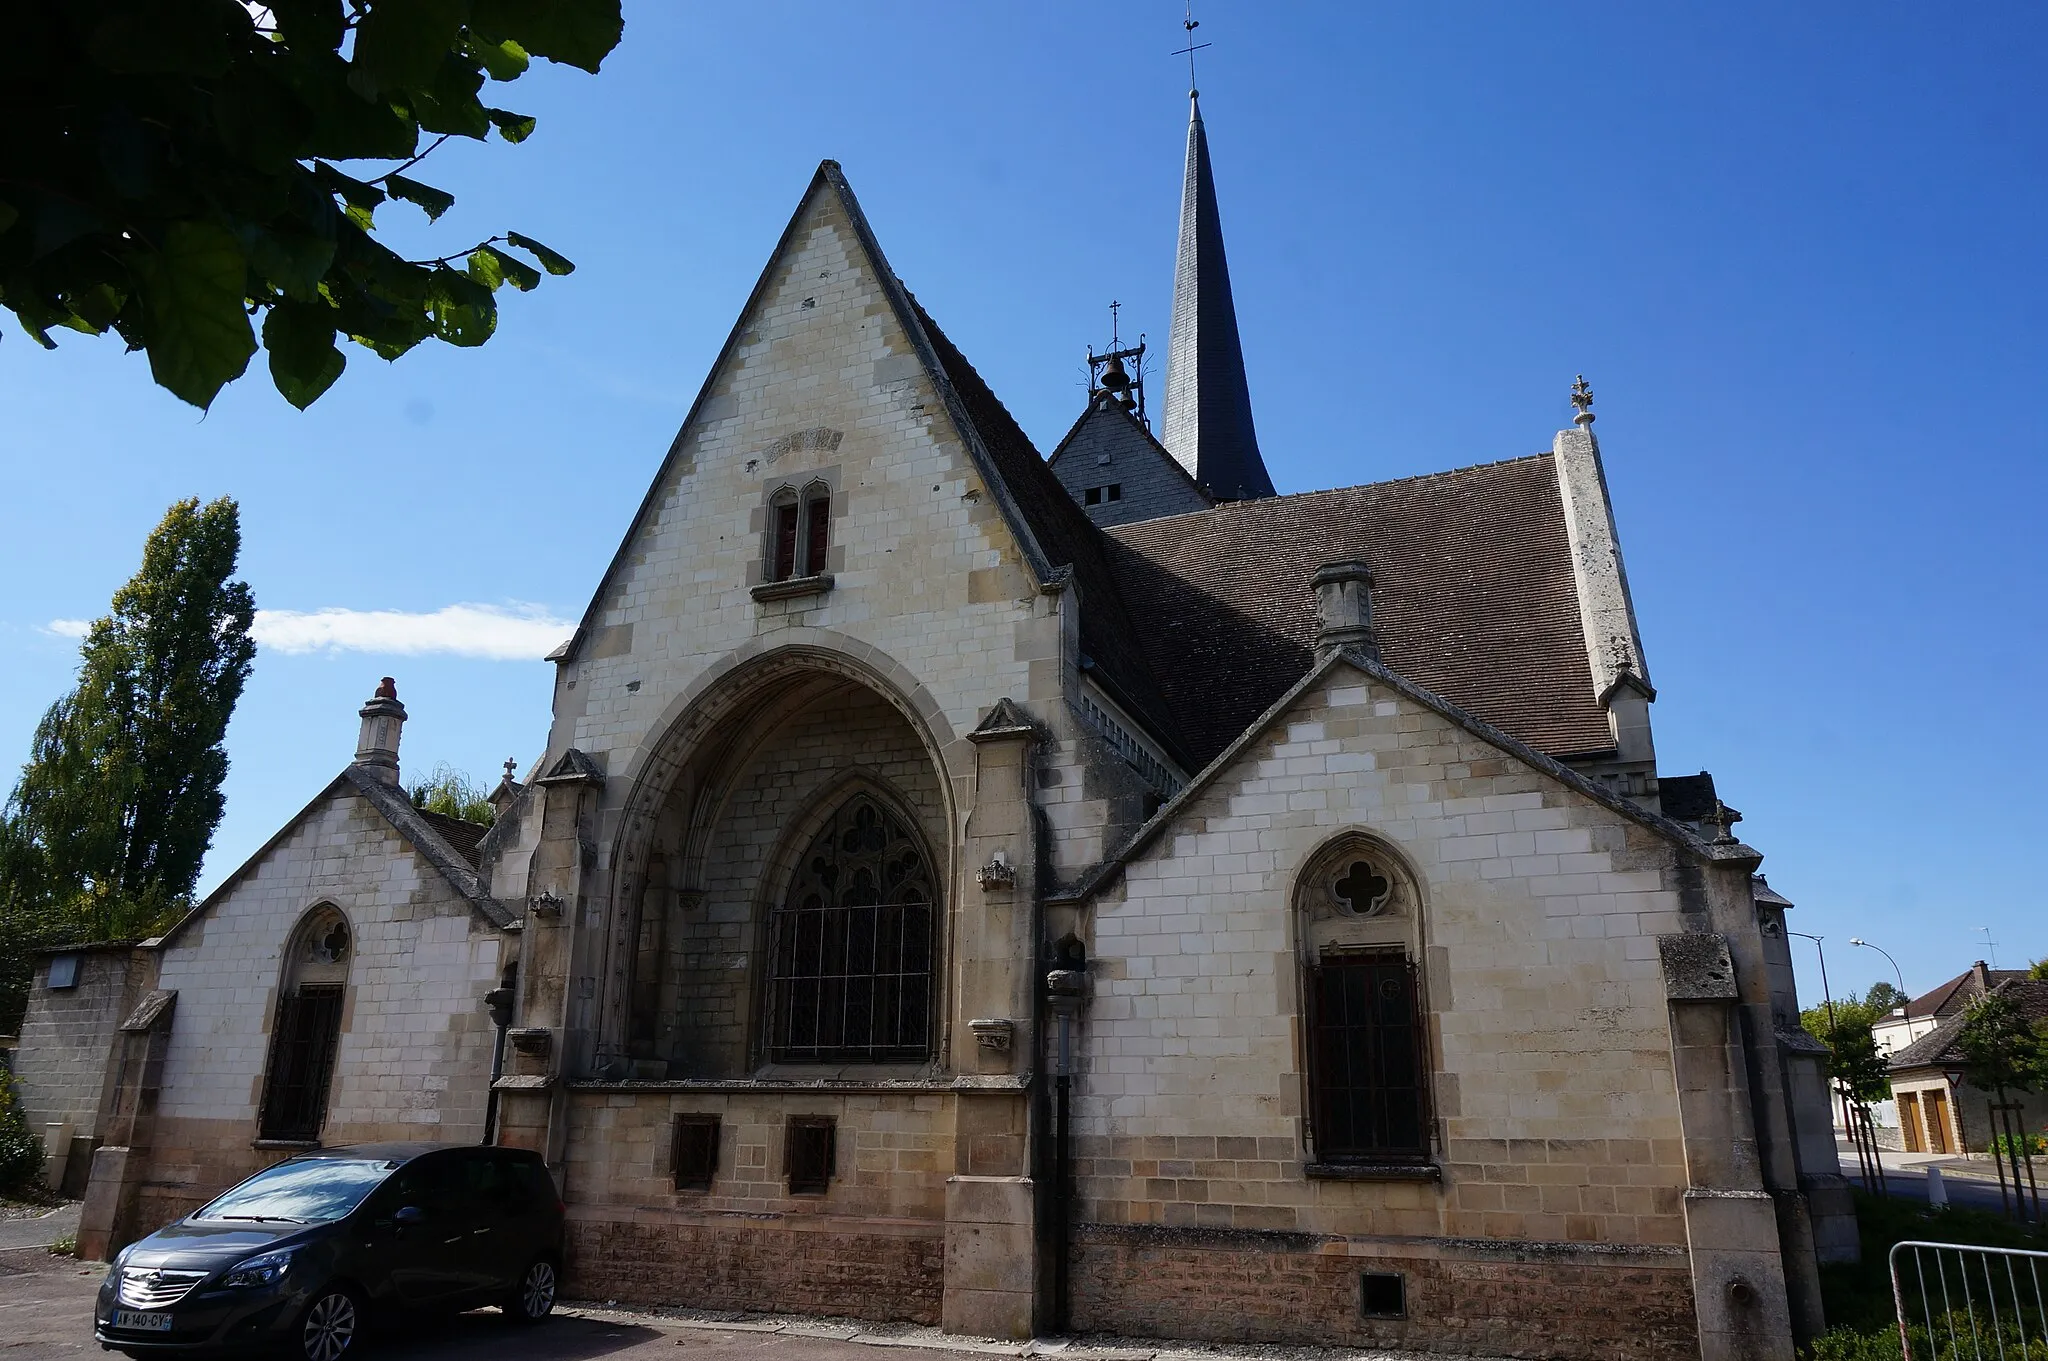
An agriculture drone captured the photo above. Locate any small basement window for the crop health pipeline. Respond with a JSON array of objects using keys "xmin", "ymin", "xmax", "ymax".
[
  {"xmin": 1361, "ymin": 1271, "xmax": 1406, "ymax": 1319},
  {"xmin": 786, "ymin": 1116, "xmax": 836, "ymax": 1195},
  {"xmin": 47, "ymin": 953, "xmax": 81, "ymax": 990},
  {"xmin": 671, "ymin": 1114, "xmax": 720, "ymax": 1192}
]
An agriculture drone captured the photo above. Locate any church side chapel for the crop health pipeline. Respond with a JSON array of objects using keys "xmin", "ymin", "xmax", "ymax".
[{"xmin": 42, "ymin": 81, "xmax": 1853, "ymax": 1361}]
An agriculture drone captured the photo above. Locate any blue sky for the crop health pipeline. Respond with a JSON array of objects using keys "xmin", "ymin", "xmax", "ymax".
[{"xmin": 3, "ymin": 3, "xmax": 2043, "ymax": 1006}]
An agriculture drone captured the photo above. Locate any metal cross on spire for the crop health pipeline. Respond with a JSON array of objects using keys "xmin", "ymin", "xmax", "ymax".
[{"xmin": 1175, "ymin": 5, "xmax": 1210, "ymax": 98}]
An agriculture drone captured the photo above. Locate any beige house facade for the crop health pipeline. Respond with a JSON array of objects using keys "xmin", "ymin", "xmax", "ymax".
[{"xmin": 26, "ymin": 102, "xmax": 1855, "ymax": 1361}]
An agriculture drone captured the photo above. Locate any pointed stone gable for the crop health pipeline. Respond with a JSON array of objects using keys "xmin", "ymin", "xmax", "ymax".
[{"xmin": 1046, "ymin": 396, "xmax": 1213, "ymax": 528}]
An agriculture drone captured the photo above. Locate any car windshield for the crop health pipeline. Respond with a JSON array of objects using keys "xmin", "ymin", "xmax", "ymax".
[{"xmin": 192, "ymin": 1157, "xmax": 398, "ymax": 1224}]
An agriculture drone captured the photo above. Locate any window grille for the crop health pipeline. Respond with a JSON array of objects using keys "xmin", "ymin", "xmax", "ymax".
[
  {"xmin": 1307, "ymin": 954, "xmax": 1428, "ymax": 1161},
  {"xmin": 671, "ymin": 1114, "xmax": 720, "ymax": 1191},
  {"xmin": 767, "ymin": 796, "xmax": 934, "ymax": 1063},
  {"xmin": 803, "ymin": 491, "xmax": 830, "ymax": 575},
  {"xmin": 772, "ymin": 498, "xmax": 800, "ymax": 581},
  {"xmin": 257, "ymin": 984, "xmax": 345, "ymax": 1141},
  {"xmin": 786, "ymin": 1117, "xmax": 836, "ymax": 1194}
]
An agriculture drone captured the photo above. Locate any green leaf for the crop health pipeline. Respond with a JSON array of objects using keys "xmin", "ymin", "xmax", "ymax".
[
  {"xmin": 351, "ymin": 0, "xmax": 469, "ymax": 96},
  {"xmin": 262, "ymin": 301, "xmax": 347, "ymax": 409},
  {"xmin": 265, "ymin": 0, "xmax": 348, "ymax": 55},
  {"xmin": 132, "ymin": 223, "xmax": 258, "ymax": 410},
  {"xmin": 315, "ymin": 163, "xmax": 386, "ymax": 230},
  {"xmin": 487, "ymin": 109, "xmax": 538, "ymax": 144},
  {"xmin": 242, "ymin": 228, "xmax": 337, "ymax": 303},
  {"xmin": 505, "ymin": 232, "xmax": 573, "ymax": 275},
  {"xmin": 469, "ymin": 245, "xmax": 540, "ymax": 292},
  {"xmin": 384, "ymin": 175, "xmax": 456, "ymax": 222},
  {"xmin": 470, "ymin": 0, "xmax": 624, "ymax": 74},
  {"xmin": 468, "ymin": 35, "xmax": 531, "ymax": 81},
  {"xmin": 87, "ymin": 0, "xmax": 241, "ymax": 78},
  {"xmin": 427, "ymin": 267, "xmax": 497, "ymax": 346}
]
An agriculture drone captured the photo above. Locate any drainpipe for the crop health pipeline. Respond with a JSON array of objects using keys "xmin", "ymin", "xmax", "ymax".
[
  {"xmin": 482, "ymin": 986, "xmax": 514, "ymax": 1145},
  {"xmin": 1045, "ymin": 949, "xmax": 1087, "ymax": 1332}
]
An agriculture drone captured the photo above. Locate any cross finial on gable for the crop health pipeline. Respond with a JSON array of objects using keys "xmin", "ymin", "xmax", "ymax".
[
  {"xmin": 1571, "ymin": 374, "xmax": 1596, "ymax": 426},
  {"xmin": 504, "ymin": 756, "xmax": 519, "ymax": 782}
]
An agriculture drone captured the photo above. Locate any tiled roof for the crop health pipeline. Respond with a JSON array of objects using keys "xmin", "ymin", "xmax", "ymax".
[
  {"xmin": 1099, "ymin": 456, "xmax": 1614, "ymax": 767},
  {"xmin": 908, "ymin": 298, "xmax": 1188, "ymax": 764},
  {"xmin": 1898, "ymin": 966, "xmax": 2029, "ymax": 1021},
  {"xmin": 416, "ymin": 808, "xmax": 491, "ymax": 869},
  {"xmin": 1889, "ymin": 978, "xmax": 2048, "ymax": 1071}
]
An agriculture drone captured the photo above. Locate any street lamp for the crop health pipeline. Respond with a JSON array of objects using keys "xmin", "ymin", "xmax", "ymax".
[
  {"xmin": 1790, "ymin": 931, "xmax": 1848, "ymax": 1138},
  {"xmin": 1848, "ymin": 938, "xmax": 1908, "ymax": 1008}
]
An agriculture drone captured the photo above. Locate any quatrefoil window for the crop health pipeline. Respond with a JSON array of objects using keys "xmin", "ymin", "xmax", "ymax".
[{"xmin": 1332, "ymin": 860, "xmax": 1391, "ymax": 917}]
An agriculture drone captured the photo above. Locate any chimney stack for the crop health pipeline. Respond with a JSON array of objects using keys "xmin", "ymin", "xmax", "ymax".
[
  {"xmin": 354, "ymin": 677, "xmax": 407, "ymax": 786},
  {"xmin": 1311, "ymin": 561, "xmax": 1378, "ymax": 662}
]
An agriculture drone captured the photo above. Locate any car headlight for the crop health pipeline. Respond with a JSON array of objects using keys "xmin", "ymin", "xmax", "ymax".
[{"xmin": 221, "ymin": 1248, "xmax": 294, "ymax": 1288}]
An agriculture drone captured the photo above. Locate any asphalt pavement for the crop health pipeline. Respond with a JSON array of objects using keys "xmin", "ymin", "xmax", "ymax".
[{"xmin": 1837, "ymin": 1140, "xmax": 2045, "ymax": 1216}]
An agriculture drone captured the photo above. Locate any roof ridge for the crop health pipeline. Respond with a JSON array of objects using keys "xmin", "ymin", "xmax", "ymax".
[{"xmin": 1099, "ymin": 452, "xmax": 1557, "ymax": 536}]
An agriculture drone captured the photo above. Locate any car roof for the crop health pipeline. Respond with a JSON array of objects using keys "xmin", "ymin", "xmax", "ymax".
[{"xmin": 293, "ymin": 1142, "xmax": 534, "ymax": 1163}]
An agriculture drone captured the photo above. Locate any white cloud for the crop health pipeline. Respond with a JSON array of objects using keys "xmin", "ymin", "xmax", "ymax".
[
  {"xmin": 250, "ymin": 603, "xmax": 575, "ymax": 660},
  {"xmin": 39, "ymin": 603, "xmax": 575, "ymax": 660}
]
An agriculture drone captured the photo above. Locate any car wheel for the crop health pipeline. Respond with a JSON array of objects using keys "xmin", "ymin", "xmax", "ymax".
[
  {"xmin": 297, "ymin": 1285, "xmax": 364, "ymax": 1361},
  {"xmin": 502, "ymin": 1258, "xmax": 557, "ymax": 1324}
]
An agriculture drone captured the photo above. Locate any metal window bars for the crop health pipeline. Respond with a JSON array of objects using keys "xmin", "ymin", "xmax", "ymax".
[{"xmin": 1890, "ymin": 1241, "xmax": 2048, "ymax": 1361}]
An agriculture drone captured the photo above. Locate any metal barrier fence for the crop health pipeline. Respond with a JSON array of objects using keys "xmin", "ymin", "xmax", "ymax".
[{"xmin": 1891, "ymin": 1240, "xmax": 2048, "ymax": 1361}]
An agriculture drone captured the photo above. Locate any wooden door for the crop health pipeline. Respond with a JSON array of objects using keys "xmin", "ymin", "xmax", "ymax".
[
  {"xmin": 1898, "ymin": 1092, "xmax": 1924, "ymax": 1152},
  {"xmin": 1924, "ymin": 1088, "xmax": 1954, "ymax": 1154}
]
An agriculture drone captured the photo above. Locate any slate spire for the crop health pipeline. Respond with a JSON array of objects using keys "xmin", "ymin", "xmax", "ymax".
[{"xmin": 1161, "ymin": 93, "xmax": 1275, "ymax": 501}]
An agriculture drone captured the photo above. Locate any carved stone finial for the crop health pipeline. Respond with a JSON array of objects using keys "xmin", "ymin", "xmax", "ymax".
[
  {"xmin": 1570, "ymin": 374, "xmax": 1595, "ymax": 426},
  {"xmin": 969, "ymin": 1018, "xmax": 1014, "ymax": 1053},
  {"xmin": 504, "ymin": 757, "xmax": 518, "ymax": 782}
]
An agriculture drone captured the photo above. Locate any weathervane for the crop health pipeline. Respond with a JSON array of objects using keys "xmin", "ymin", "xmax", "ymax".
[
  {"xmin": 1570, "ymin": 374, "xmax": 1595, "ymax": 426},
  {"xmin": 1175, "ymin": 5, "xmax": 1210, "ymax": 98}
]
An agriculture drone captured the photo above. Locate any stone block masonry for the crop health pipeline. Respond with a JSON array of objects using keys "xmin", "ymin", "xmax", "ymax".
[{"xmin": 1070, "ymin": 1224, "xmax": 1697, "ymax": 1361}]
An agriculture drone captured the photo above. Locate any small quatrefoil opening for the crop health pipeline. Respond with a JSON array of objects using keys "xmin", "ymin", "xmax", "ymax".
[{"xmin": 1333, "ymin": 860, "xmax": 1391, "ymax": 917}]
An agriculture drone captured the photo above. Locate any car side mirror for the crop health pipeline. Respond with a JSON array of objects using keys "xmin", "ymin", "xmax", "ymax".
[{"xmin": 393, "ymin": 1205, "xmax": 426, "ymax": 1227}]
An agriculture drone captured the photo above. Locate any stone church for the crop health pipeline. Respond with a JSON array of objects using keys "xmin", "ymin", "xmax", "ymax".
[{"xmin": 31, "ymin": 92, "xmax": 1853, "ymax": 1361}]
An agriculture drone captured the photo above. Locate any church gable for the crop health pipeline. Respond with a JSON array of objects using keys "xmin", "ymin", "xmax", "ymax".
[{"xmin": 544, "ymin": 163, "xmax": 1178, "ymax": 780}]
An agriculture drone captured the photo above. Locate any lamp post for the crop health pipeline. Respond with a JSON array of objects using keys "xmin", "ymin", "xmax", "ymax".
[
  {"xmin": 1848, "ymin": 937, "xmax": 1910, "ymax": 1043},
  {"xmin": 1790, "ymin": 931, "xmax": 1847, "ymax": 1138}
]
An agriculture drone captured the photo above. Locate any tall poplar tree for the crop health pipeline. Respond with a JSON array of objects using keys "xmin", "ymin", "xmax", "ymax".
[{"xmin": 0, "ymin": 497, "xmax": 256, "ymax": 1029}]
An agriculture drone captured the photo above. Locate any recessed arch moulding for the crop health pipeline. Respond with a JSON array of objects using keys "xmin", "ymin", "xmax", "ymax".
[{"xmin": 587, "ymin": 644, "xmax": 967, "ymax": 1081}]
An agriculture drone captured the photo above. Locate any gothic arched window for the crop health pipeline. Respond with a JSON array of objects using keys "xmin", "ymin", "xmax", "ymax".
[
  {"xmin": 768, "ymin": 796, "xmax": 934, "ymax": 1063},
  {"xmin": 766, "ymin": 481, "xmax": 832, "ymax": 583},
  {"xmin": 258, "ymin": 905, "xmax": 352, "ymax": 1142}
]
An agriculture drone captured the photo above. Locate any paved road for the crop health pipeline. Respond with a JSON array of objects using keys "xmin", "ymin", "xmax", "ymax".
[
  {"xmin": 1836, "ymin": 1142, "xmax": 2045, "ymax": 1216},
  {"xmin": 0, "ymin": 1204, "xmax": 80, "ymax": 1252},
  {"xmin": 0, "ymin": 1253, "xmax": 929, "ymax": 1361}
]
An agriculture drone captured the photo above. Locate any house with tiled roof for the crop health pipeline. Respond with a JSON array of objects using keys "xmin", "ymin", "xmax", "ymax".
[
  {"xmin": 1886, "ymin": 975, "xmax": 2048, "ymax": 1156},
  {"xmin": 1873, "ymin": 960, "xmax": 2029, "ymax": 1058},
  {"xmin": 53, "ymin": 90, "xmax": 1846, "ymax": 1361}
]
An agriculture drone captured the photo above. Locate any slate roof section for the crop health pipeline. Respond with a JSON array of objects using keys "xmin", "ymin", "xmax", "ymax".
[
  {"xmin": 907, "ymin": 298, "xmax": 1189, "ymax": 767},
  {"xmin": 1100, "ymin": 455, "xmax": 1615, "ymax": 767},
  {"xmin": 416, "ymin": 808, "xmax": 490, "ymax": 870},
  {"xmin": 1889, "ymin": 978, "xmax": 2048, "ymax": 1071}
]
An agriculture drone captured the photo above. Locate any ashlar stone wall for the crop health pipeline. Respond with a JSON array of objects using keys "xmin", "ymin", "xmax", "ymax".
[
  {"xmin": 136, "ymin": 790, "xmax": 508, "ymax": 1227},
  {"xmin": 1070, "ymin": 664, "xmax": 1701, "ymax": 1358}
]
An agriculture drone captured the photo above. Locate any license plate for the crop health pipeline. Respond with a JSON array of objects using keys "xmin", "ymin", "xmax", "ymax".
[{"xmin": 114, "ymin": 1310, "xmax": 174, "ymax": 1332}]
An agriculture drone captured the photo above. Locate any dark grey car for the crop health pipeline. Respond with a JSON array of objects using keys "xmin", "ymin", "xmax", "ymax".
[{"xmin": 95, "ymin": 1144, "xmax": 565, "ymax": 1361}]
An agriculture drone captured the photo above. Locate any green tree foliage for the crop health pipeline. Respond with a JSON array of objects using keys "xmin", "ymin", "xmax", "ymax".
[
  {"xmin": 408, "ymin": 761, "xmax": 495, "ymax": 826},
  {"xmin": 1827, "ymin": 1016, "xmax": 1895, "ymax": 1106},
  {"xmin": 0, "ymin": 1073, "xmax": 47, "ymax": 1192},
  {"xmin": 0, "ymin": 498, "xmax": 256, "ymax": 1030},
  {"xmin": 1800, "ymin": 984, "xmax": 1899, "ymax": 1048},
  {"xmin": 2030, "ymin": 957, "xmax": 2048, "ymax": 982},
  {"xmin": 1864, "ymin": 981, "xmax": 1907, "ymax": 1016},
  {"xmin": 0, "ymin": 0, "xmax": 623, "ymax": 410},
  {"xmin": 1956, "ymin": 992, "xmax": 2048, "ymax": 1099}
]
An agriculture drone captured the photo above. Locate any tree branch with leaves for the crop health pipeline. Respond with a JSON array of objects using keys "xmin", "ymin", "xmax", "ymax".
[{"xmin": 0, "ymin": 0, "xmax": 622, "ymax": 410}]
